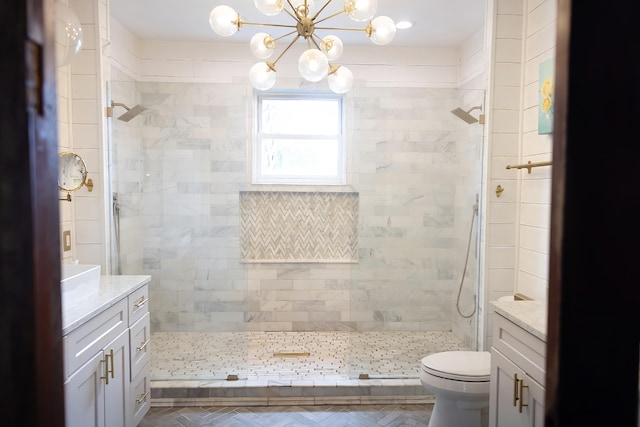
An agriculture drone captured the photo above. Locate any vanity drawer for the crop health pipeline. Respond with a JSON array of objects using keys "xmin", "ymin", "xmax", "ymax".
[
  {"xmin": 128, "ymin": 283, "xmax": 149, "ymax": 326},
  {"xmin": 131, "ymin": 361, "xmax": 151, "ymax": 427},
  {"xmin": 493, "ymin": 313, "xmax": 546, "ymax": 386},
  {"xmin": 129, "ymin": 312, "xmax": 151, "ymax": 380},
  {"xmin": 64, "ymin": 298, "xmax": 128, "ymax": 380}
]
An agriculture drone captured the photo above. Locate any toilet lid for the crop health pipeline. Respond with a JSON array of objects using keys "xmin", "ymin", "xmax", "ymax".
[{"xmin": 421, "ymin": 351, "xmax": 491, "ymax": 382}]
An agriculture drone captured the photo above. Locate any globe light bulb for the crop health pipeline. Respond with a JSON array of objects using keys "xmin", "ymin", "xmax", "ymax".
[
  {"xmin": 298, "ymin": 49, "xmax": 329, "ymax": 82},
  {"xmin": 250, "ymin": 32, "xmax": 275, "ymax": 59},
  {"xmin": 345, "ymin": 0, "xmax": 377, "ymax": 22},
  {"xmin": 249, "ymin": 62, "xmax": 277, "ymax": 90},
  {"xmin": 328, "ymin": 66, "xmax": 354, "ymax": 94},
  {"xmin": 321, "ymin": 35, "xmax": 344, "ymax": 61},
  {"xmin": 369, "ymin": 15, "xmax": 396, "ymax": 45},
  {"xmin": 254, "ymin": 0, "xmax": 284, "ymax": 16},
  {"xmin": 209, "ymin": 5, "xmax": 239, "ymax": 37},
  {"xmin": 55, "ymin": 2, "xmax": 83, "ymax": 67}
]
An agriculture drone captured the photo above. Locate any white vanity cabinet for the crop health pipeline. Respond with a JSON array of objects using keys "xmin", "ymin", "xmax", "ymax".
[
  {"xmin": 62, "ymin": 276, "xmax": 151, "ymax": 427},
  {"xmin": 489, "ymin": 301, "xmax": 547, "ymax": 427}
]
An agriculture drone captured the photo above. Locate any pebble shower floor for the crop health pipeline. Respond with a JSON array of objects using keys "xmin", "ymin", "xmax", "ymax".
[{"xmin": 150, "ymin": 331, "xmax": 469, "ymax": 382}]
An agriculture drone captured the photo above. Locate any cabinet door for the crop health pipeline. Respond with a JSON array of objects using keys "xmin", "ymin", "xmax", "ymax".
[
  {"xmin": 489, "ymin": 349, "xmax": 528, "ymax": 427},
  {"xmin": 522, "ymin": 373, "xmax": 545, "ymax": 427},
  {"xmin": 104, "ymin": 329, "xmax": 131, "ymax": 427},
  {"xmin": 64, "ymin": 351, "xmax": 105, "ymax": 427}
]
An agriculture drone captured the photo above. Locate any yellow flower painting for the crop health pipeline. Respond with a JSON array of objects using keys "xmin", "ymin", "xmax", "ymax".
[{"xmin": 538, "ymin": 59, "xmax": 555, "ymax": 134}]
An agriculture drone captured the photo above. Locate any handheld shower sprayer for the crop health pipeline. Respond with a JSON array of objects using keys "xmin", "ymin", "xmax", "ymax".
[{"xmin": 456, "ymin": 194, "xmax": 480, "ymax": 319}]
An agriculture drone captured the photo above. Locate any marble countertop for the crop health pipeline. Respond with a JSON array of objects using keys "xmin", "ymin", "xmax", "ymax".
[
  {"xmin": 491, "ymin": 300, "xmax": 547, "ymax": 342},
  {"xmin": 62, "ymin": 275, "xmax": 151, "ymax": 336}
]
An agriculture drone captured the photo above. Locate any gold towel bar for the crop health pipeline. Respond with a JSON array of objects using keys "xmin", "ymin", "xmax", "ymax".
[{"xmin": 506, "ymin": 160, "xmax": 552, "ymax": 174}]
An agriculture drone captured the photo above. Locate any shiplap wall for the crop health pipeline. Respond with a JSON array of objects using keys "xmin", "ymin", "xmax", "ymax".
[
  {"xmin": 484, "ymin": 0, "xmax": 556, "ymax": 348},
  {"xmin": 58, "ymin": 0, "xmax": 108, "ymax": 268}
]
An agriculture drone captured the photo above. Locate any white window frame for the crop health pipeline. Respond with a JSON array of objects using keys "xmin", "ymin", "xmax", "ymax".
[{"xmin": 253, "ymin": 90, "xmax": 346, "ymax": 185}]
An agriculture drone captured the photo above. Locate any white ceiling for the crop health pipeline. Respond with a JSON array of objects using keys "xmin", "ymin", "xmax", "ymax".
[{"xmin": 109, "ymin": 0, "xmax": 486, "ymax": 48}]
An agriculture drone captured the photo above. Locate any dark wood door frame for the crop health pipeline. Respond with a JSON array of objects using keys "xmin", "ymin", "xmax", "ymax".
[
  {"xmin": 545, "ymin": 1, "xmax": 640, "ymax": 426},
  {"xmin": 0, "ymin": 0, "xmax": 65, "ymax": 425}
]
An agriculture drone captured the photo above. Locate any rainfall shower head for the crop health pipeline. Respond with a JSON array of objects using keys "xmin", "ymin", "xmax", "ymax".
[
  {"xmin": 109, "ymin": 101, "xmax": 147, "ymax": 122},
  {"xmin": 451, "ymin": 105, "xmax": 484, "ymax": 124}
]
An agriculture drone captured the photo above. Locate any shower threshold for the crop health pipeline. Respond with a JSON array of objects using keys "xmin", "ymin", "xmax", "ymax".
[{"xmin": 150, "ymin": 330, "xmax": 469, "ymax": 407}]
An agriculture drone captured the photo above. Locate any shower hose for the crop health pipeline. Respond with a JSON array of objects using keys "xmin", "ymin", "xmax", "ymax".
[
  {"xmin": 455, "ymin": 201, "xmax": 478, "ymax": 319},
  {"xmin": 113, "ymin": 193, "xmax": 122, "ymax": 275}
]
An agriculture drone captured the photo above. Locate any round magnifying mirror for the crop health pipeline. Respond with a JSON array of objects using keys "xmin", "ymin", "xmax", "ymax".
[{"xmin": 58, "ymin": 152, "xmax": 88, "ymax": 192}]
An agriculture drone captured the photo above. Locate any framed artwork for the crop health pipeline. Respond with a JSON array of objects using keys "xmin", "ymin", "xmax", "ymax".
[{"xmin": 538, "ymin": 58, "xmax": 555, "ymax": 134}]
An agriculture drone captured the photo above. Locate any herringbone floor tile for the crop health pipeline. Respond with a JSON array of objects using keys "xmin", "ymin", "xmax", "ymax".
[{"xmin": 139, "ymin": 404, "xmax": 433, "ymax": 426}]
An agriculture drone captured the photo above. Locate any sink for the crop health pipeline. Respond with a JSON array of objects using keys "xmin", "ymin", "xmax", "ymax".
[{"xmin": 61, "ymin": 264, "xmax": 101, "ymax": 306}]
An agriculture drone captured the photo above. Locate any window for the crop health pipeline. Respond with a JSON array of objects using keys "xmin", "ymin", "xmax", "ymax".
[{"xmin": 253, "ymin": 91, "xmax": 346, "ymax": 185}]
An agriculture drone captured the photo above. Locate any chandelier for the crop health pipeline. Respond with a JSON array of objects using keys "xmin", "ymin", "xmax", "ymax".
[{"xmin": 209, "ymin": 0, "xmax": 397, "ymax": 93}]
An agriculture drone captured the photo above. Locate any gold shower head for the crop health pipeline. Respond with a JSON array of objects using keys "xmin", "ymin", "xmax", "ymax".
[
  {"xmin": 107, "ymin": 101, "xmax": 148, "ymax": 122},
  {"xmin": 451, "ymin": 105, "xmax": 485, "ymax": 124}
]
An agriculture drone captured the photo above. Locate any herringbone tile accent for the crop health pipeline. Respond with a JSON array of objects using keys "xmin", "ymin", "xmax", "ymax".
[
  {"xmin": 140, "ymin": 404, "xmax": 432, "ymax": 426},
  {"xmin": 240, "ymin": 191, "xmax": 358, "ymax": 262}
]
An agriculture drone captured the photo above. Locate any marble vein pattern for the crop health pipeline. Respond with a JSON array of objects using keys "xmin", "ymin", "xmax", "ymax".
[{"xmin": 111, "ymin": 77, "xmax": 477, "ymax": 339}]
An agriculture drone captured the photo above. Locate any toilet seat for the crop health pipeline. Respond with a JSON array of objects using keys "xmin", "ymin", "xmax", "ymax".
[{"xmin": 421, "ymin": 351, "xmax": 491, "ymax": 382}]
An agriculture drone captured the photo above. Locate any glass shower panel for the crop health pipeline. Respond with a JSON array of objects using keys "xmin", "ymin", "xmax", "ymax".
[
  {"xmin": 107, "ymin": 70, "xmax": 249, "ymax": 381},
  {"xmin": 347, "ymin": 87, "xmax": 485, "ymax": 379},
  {"xmin": 451, "ymin": 88, "xmax": 486, "ymax": 353}
]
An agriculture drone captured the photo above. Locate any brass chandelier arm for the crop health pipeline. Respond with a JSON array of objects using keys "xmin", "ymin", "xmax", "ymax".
[
  {"xmin": 286, "ymin": 0, "xmax": 297, "ymax": 12},
  {"xmin": 239, "ymin": 20, "xmax": 299, "ymax": 30},
  {"xmin": 313, "ymin": 9, "xmax": 348, "ymax": 25},
  {"xmin": 310, "ymin": 35, "xmax": 323, "ymax": 50},
  {"xmin": 271, "ymin": 34, "xmax": 301, "ymax": 67},
  {"xmin": 272, "ymin": 30, "xmax": 299, "ymax": 43},
  {"xmin": 283, "ymin": 7, "xmax": 301, "ymax": 23},
  {"xmin": 312, "ymin": 0, "xmax": 337, "ymax": 21},
  {"xmin": 314, "ymin": 25, "xmax": 367, "ymax": 32},
  {"xmin": 311, "ymin": 34, "xmax": 325, "ymax": 50}
]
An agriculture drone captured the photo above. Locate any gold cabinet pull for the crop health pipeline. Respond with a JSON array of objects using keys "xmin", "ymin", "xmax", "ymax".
[
  {"xmin": 134, "ymin": 297, "xmax": 149, "ymax": 308},
  {"xmin": 513, "ymin": 373, "xmax": 519, "ymax": 406},
  {"xmin": 136, "ymin": 391, "xmax": 150, "ymax": 404},
  {"xmin": 136, "ymin": 339, "xmax": 150, "ymax": 351},
  {"xmin": 518, "ymin": 378, "xmax": 529, "ymax": 413},
  {"xmin": 107, "ymin": 349, "xmax": 115, "ymax": 380},
  {"xmin": 101, "ymin": 353, "xmax": 110, "ymax": 385}
]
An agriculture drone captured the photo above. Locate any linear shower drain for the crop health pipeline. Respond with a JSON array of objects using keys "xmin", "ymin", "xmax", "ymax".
[{"xmin": 273, "ymin": 351, "xmax": 311, "ymax": 357}]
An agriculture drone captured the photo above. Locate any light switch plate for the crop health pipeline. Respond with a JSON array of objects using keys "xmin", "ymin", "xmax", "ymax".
[{"xmin": 63, "ymin": 230, "xmax": 71, "ymax": 251}]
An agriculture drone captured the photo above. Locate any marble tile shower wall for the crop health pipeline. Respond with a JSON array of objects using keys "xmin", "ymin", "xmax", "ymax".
[
  {"xmin": 124, "ymin": 81, "xmax": 467, "ymax": 333},
  {"xmin": 136, "ymin": 81, "xmax": 249, "ymax": 332},
  {"xmin": 345, "ymin": 86, "xmax": 461, "ymax": 333}
]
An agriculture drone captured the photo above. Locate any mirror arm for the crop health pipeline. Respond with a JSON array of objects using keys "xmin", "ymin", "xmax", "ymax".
[{"xmin": 59, "ymin": 193, "xmax": 72, "ymax": 202}]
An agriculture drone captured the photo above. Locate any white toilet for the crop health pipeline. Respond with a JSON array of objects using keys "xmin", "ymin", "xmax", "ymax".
[{"xmin": 420, "ymin": 351, "xmax": 491, "ymax": 427}]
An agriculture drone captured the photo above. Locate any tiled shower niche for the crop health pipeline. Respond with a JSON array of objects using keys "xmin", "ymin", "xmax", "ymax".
[{"xmin": 240, "ymin": 191, "xmax": 359, "ymax": 263}]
